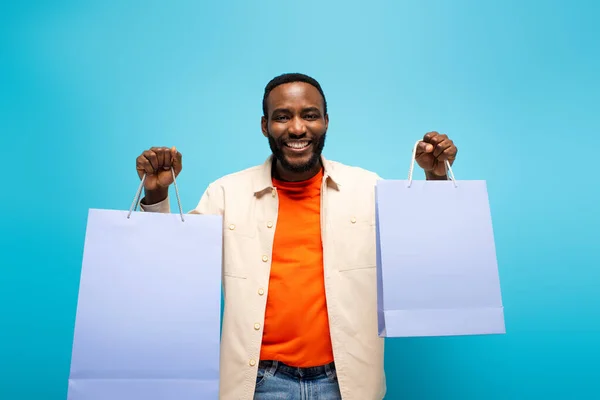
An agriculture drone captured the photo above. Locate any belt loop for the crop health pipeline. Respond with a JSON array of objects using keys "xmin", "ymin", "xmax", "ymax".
[
  {"xmin": 269, "ymin": 360, "xmax": 279, "ymax": 376},
  {"xmin": 324, "ymin": 362, "xmax": 336, "ymax": 380}
]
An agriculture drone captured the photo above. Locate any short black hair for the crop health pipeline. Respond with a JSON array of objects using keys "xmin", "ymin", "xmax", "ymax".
[{"xmin": 262, "ymin": 73, "xmax": 328, "ymax": 117}]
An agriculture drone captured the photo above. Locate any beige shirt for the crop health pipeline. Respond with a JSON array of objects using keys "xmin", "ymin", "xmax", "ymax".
[{"xmin": 141, "ymin": 155, "xmax": 386, "ymax": 400}]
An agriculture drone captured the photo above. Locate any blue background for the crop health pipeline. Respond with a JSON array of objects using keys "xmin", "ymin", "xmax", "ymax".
[{"xmin": 1, "ymin": 0, "xmax": 599, "ymax": 398}]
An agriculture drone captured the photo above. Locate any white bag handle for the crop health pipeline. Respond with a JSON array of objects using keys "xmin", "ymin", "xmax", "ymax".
[
  {"xmin": 127, "ymin": 167, "xmax": 185, "ymax": 221},
  {"xmin": 407, "ymin": 139, "xmax": 457, "ymax": 188}
]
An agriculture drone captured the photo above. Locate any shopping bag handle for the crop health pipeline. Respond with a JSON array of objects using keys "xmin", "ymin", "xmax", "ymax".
[
  {"xmin": 407, "ymin": 139, "xmax": 457, "ymax": 188},
  {"xmin": 127, "ymin": 167, "xmax": 185, "ymax": 222}
]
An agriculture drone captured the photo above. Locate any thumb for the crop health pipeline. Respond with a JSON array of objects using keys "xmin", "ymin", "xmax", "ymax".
[{"xmin": 415, "ymin": 141, "xmax": 434, "ymax": 158}]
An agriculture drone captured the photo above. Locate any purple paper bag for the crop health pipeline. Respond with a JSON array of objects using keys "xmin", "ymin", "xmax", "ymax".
[
  {"xmin": 68, "ymin": 173, "xmax": 222, "ymax": 399},
  {"xmin": 375, "ymin": 144, "xmax": 505, "ymax": 337}
]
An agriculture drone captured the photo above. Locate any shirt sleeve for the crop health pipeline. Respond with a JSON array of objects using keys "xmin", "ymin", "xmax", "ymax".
[
  {"xmin": 190, "ymin": 183, "xmax": 224, "ymax": 216},
  {"xmin": 139, "ymin": 182, "xmax": 224, "ymax": 216},
  {"xmin": 139, "ymin": 196, "xmax": 170, "ymax": 213}
]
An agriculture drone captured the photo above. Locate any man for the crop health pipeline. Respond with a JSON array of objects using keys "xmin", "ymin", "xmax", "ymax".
[{"xmin": 136, "ymin": 73, "xmax": 458, "ymax": 400}]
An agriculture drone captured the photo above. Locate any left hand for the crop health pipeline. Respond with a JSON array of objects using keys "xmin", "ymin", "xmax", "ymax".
[{"xmin": 415, "ymin": 131, "xmax": 458, "ymax": 177}]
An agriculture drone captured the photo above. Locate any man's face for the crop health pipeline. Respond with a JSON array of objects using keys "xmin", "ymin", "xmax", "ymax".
[{"xmin": 261, "ymin": 82, "xmax": 328, "ymax": 174}]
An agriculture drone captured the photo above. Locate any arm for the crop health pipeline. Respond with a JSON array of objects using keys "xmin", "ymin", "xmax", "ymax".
[{"xmin": 139, "ymin": 183, "xmax": 224, "ymax": 216}]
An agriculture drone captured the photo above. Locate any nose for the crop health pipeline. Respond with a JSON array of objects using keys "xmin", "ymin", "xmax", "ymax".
[{"xmin": 288, "ymin": 116, "xmax": 306, "ymax": 136}]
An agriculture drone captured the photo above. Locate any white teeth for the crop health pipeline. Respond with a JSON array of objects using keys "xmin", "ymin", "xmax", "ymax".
[{"xmin": 286, "ymin": 141, "xmax": 310, "ymax": 149}]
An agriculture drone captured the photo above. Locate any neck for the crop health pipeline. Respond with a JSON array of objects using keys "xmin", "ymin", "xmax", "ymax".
[{"xmin": 272, "ymin": 158, "xmax": 322, "ymax": 182}]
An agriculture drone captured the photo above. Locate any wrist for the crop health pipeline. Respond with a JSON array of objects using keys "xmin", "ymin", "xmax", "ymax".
[
  {"xmin": 143, "ymin": 187, "xmax": 169, "ymax": 205},
  {"xmin": 425, "ymin": 171, "xmax": 448, "ymax": 181}
]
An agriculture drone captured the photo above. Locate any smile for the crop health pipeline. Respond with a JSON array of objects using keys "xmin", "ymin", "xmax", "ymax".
[{"xmin": 285, "ymin": 141, "xmax": 311, "ymax": 150}]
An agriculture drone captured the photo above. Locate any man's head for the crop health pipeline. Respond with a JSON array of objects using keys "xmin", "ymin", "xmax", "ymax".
[{"xmin": 261, "ymin": 73, "xmax": 329, "ymax": 180}]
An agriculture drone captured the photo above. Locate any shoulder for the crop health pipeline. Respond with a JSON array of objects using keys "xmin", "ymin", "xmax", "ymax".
[
  {"xmin": 202, "ymin": 159, "xmax": 271, "ymax": 200},
  {"xmin": 192, "ymin": 162, "xmax": 265, "ymax": 213},
  {"xmin": 324, "ymin": 159, "xmax": 381, "ymax": 185},
  {"xmin": 209, "ymin": 164, "xmax": 264, "ymax": 187}
]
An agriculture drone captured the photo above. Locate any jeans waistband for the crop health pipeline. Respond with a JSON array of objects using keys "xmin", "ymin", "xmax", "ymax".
[{"xmin": 258, "ymin": 360, "xmax": 336, "ymax": 379}]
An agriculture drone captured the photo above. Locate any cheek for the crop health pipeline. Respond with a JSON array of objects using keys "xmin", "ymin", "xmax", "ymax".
[
  {"xmin": 308, "ymin": 121, "xmax": 327, "ymax": 134},
  {"xmin": 268, "ymin": 124, "xmax": 286, "ymax": 138}
]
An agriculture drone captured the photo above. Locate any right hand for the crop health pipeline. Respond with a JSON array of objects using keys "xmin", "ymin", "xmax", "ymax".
[{"xmin": 135, "ymin": 146, "xmax": 183, "ymax": 193}]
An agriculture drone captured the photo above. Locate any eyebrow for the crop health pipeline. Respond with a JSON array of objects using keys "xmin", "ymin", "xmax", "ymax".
[
  {"xmin": 271, "ymin": 106, "xmax": 322, "ymax": 116},
  {"xmin": 302, "ymin": 107, "xmax": 321, "ymax": 114}
]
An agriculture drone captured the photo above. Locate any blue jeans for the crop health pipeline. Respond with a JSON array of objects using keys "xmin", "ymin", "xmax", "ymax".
[{"xmin": 253, "ymin": 360, "xmax": 342, "ymax": 400}]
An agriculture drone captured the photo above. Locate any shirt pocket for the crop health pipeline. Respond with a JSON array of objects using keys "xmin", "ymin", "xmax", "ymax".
[
  {"xmin": 332, "ymin": 215, "xmax": 377, "ymax": 271},
  {"xmin": 222, "ymin": 218, "xmax": 255, "ymax": 279}
]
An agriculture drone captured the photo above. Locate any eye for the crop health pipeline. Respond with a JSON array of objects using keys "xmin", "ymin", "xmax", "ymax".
[
  {"xmin": 305, "ymin": 114, "xmax": 319, "ymax": 120},
  {"xmin": 273, "ymin": 115, "xmax": 290, "ymax": 122}
]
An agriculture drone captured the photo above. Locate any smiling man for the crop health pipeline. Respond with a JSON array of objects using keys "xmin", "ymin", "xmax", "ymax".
[
  {"xmin": 263, "ymin": 78, "xmax": 328, "ymax": 181},
  {"xmin": 136, "ymin": 73, "xmax": 458, "ymax": 400}
]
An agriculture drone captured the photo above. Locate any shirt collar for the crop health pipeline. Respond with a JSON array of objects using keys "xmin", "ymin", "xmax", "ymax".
[{"xmin": 252, "ymin": 155, "xmax": 341, "ymax": 195}]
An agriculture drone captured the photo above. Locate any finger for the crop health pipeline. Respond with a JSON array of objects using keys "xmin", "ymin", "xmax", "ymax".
[
  {"xmin": 415, "ymin": 141, "xmax": 434, "ymax": 157},
  {"xmin": 136, "ymin": 155, "xmax": 153, "ymax": 176},
  {"xmin": 440, "ymin": 146, "xmax": 457, "ymax": 163},
  {"xmin": 423, "ymin": 131, "xmax": 439, "ymax": 143},
  {"xmin": 429, "ymin": 134, "xmax": 448, "ymax": 157},
  {"xmin": 433, "ymin": 139, "xmax": 453, "ymax": 158},
  {"xmin": 150, "ymin": 147, "xmax": 167, "ymax": 170},
  {"xmin": 142, "ymin": 150, "xmax": 158, "ymax": 173},
  {"xmin": 160, "ymin": 147, "xmax": 173, "ymax": 170},
  {"xmin": 429, "ymin": 133, "xmax": 448, "ymax": 147}
]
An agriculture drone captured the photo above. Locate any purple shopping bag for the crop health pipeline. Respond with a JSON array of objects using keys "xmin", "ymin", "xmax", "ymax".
[
  {"xmin": 67, "ymin": 170, "xmax": 222, "ymax": 399},
  {"xmin": 376, "ymin": 141, "xmax": 505, "ymax": 337}
]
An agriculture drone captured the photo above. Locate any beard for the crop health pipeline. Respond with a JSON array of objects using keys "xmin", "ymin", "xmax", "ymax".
[{"xmin": 267, "ymin": 132, "xmax": 326, "ymax": 173}]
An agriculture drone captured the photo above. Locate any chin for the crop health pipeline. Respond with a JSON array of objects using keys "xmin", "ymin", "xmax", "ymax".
[
  {"xmin": 280, "ymin": 154, "xmax": 320, "ymax": 173},
  {"xmin": 268, "ymin": 133, "xmax": 325, "ymax": 173}
]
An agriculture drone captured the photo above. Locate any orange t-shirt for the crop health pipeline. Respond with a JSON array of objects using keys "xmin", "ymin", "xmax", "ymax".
[{"xmin": 259, "ymin": 168, "xmax": 334, "ymax": 367}]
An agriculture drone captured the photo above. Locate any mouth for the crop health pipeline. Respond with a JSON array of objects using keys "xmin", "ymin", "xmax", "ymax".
[{"xmin": 284, "ymin": 140, "xmax": 312, "ymax": 153}]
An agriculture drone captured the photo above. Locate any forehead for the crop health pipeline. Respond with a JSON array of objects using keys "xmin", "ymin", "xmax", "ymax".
[{"xmin": 266, "ymin": 82, "xmax": 324, "ymax": 111}]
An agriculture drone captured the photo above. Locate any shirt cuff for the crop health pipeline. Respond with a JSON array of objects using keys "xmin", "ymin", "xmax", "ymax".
[{"xmin": 139, "ymin": 196, "xmax": 170, "ymax": 213}]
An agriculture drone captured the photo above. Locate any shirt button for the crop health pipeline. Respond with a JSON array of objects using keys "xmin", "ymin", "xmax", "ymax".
[
  {"xmin": 258, "ymin": 288, "xmax": 265, "ymax": 296},
  {"xmin": 267, "ymin": 221, "xmax": 273, "ymax": 228},
  {"xmin": 350, "ymin": 217, "xmax": 356, "ymax": 224},
  {"xmin": 262, "ymin": 255, "xmax": 268, "ymax": 262},
  {"xmin": 228, "ymin": 224, "xmax": 235, "ymax": 230},
  {"xmin": 249, "ymin": 359, "xmax": 256, "ymax": 366},
  {"xmin": 254, "ymin": 323, "xmax": 261, "ymax": 330}
]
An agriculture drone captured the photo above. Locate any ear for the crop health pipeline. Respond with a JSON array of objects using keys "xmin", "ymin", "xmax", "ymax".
[
  {"xmin": 261, "ymin": 116, "xmax": 268, "ymax": 137},
  {"xmin": 324, "ymin": 113, "xmax": 329, "ymax": 130}
]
